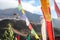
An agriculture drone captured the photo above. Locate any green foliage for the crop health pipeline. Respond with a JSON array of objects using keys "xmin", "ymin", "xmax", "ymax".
[{"xmin": 0, "ymin": 23, "xmax": 16, "ymax": 40}]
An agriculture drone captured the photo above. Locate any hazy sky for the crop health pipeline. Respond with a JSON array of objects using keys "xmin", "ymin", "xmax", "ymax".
[{"xmin": 0, "ymin": 0, "xmax": 60, "ymax": 18}]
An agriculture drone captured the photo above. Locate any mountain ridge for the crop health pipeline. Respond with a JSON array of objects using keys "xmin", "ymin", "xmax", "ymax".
[
  {"xmin": 0, "ymin": 8, "xmax": 60, "ymax": 28},
  {"xmin": 0, "ymin": 8, "xmax": 41, "ymax": 23}
]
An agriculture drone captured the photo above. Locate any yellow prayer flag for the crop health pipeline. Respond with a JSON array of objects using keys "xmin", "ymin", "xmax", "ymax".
[
  {"xmin": 35, "ymin": 33, "xmax": 39, "ymax": 39},
  {"xmin": 22, "ymin": 9, "xmax": 25, "ymax": 14}
]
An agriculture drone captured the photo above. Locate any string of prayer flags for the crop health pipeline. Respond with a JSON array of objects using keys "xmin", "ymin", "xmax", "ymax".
[
  {"xmin": 21, "ymin": 9, "xmax": 39, "ymax": 39},
  {"xmin": 40, "ymin": 0, "xmax": 54, "ymax": 40},
  {"xmin": 18, "ymin": 0, "xmax": 39, "ymax": 39}
]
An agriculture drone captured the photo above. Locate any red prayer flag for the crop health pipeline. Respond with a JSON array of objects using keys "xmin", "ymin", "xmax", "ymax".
[
  {"xmin": 29, "ymin": 24, "xmax": 33, "ymax": 30},
  {"xmin": 54, "ymin": 0, "xmax": 60, "ymax": 17},
  {"xmin": 16, "ymin": 35, "xmax": 20, "ymax": 40},
  {"xmin": 18, "ymin": 0, "xmax": 21, "ymax": 5}
]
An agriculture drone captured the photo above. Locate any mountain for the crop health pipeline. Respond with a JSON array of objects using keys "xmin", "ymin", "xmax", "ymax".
[
  {"xmin": 0, "ymin": 8, "xmax": 41, "ymax": 23},
  {"xmin": 0, "ymin": 8, "xmax": 60, "ymax": 28},
  {"xmin": 52, "ymin": 18, "xmax": 60, "ymax": 28}
]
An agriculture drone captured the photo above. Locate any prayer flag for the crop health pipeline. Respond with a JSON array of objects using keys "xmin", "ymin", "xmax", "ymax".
[
  {"xmin": 18, "ymin": 0, "xmax": 21, "ymax": 5},
  {"xmin": 41, "ymin": 17, "xmax": 47, "ymax": 40},
  {"xmin": 26, "ymin": 34, "xmax": 30, "ymax": 40},
  {"xmin": 40, "ymin": 0, "xmax": 54, "ymax": 40},
  {"xmin": 54, "ymin": 0, "xmax": 60, "ymax": 17},
  {"xmin": 18, "ymin": 4, "xmax": 22, "ymax": 10}
]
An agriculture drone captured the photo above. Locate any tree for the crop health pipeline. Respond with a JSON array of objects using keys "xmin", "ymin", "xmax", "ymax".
[{"xmin": 0, "ymin": 23, "xmax": 16, "ymax": 40}]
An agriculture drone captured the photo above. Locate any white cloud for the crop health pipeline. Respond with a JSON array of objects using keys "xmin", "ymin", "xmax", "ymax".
[
  {"xmin": 56, "ymin": 0, "xmax": 60, "ymax": 3},
  {"xmin": 51, "ymin": 6, "xmax": 54, "ymax": 10},
  {"xmin": 21, "ymin": 2, "xmax": 35, "ymax": 13},
  {"xmin": 33, "ymin": 6, "xmax": 42, "ymax": 15},
  {"xmin": 0, "ymin": 0, "xmax": 18, "ymax": 9},
  {"xmin": 0, "ymin": 0, "xmax": 42, "ymax": 14},
  {"xmin": 21, "ymin": 1, "xmax": 42, "ymax": 14},
  {"xmin": 28, "ymin": 0, "xmax": 35, "ymax": 4}
]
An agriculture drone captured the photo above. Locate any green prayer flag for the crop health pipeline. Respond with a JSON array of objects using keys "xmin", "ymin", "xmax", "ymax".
[
  {"xmin": 31, "ymin": 29, "xmax": 39, "ymax": 39},
  {"xmin": 31, "ymin": 29, "xmax": 36, "ymax": 35},
  {"xmin": 26, "ymin": 34, "xmax": 30, "ymax": 40},
  {"xmin": 18, "ymin": 4, "xmax": 22, "ymax": 10}
]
